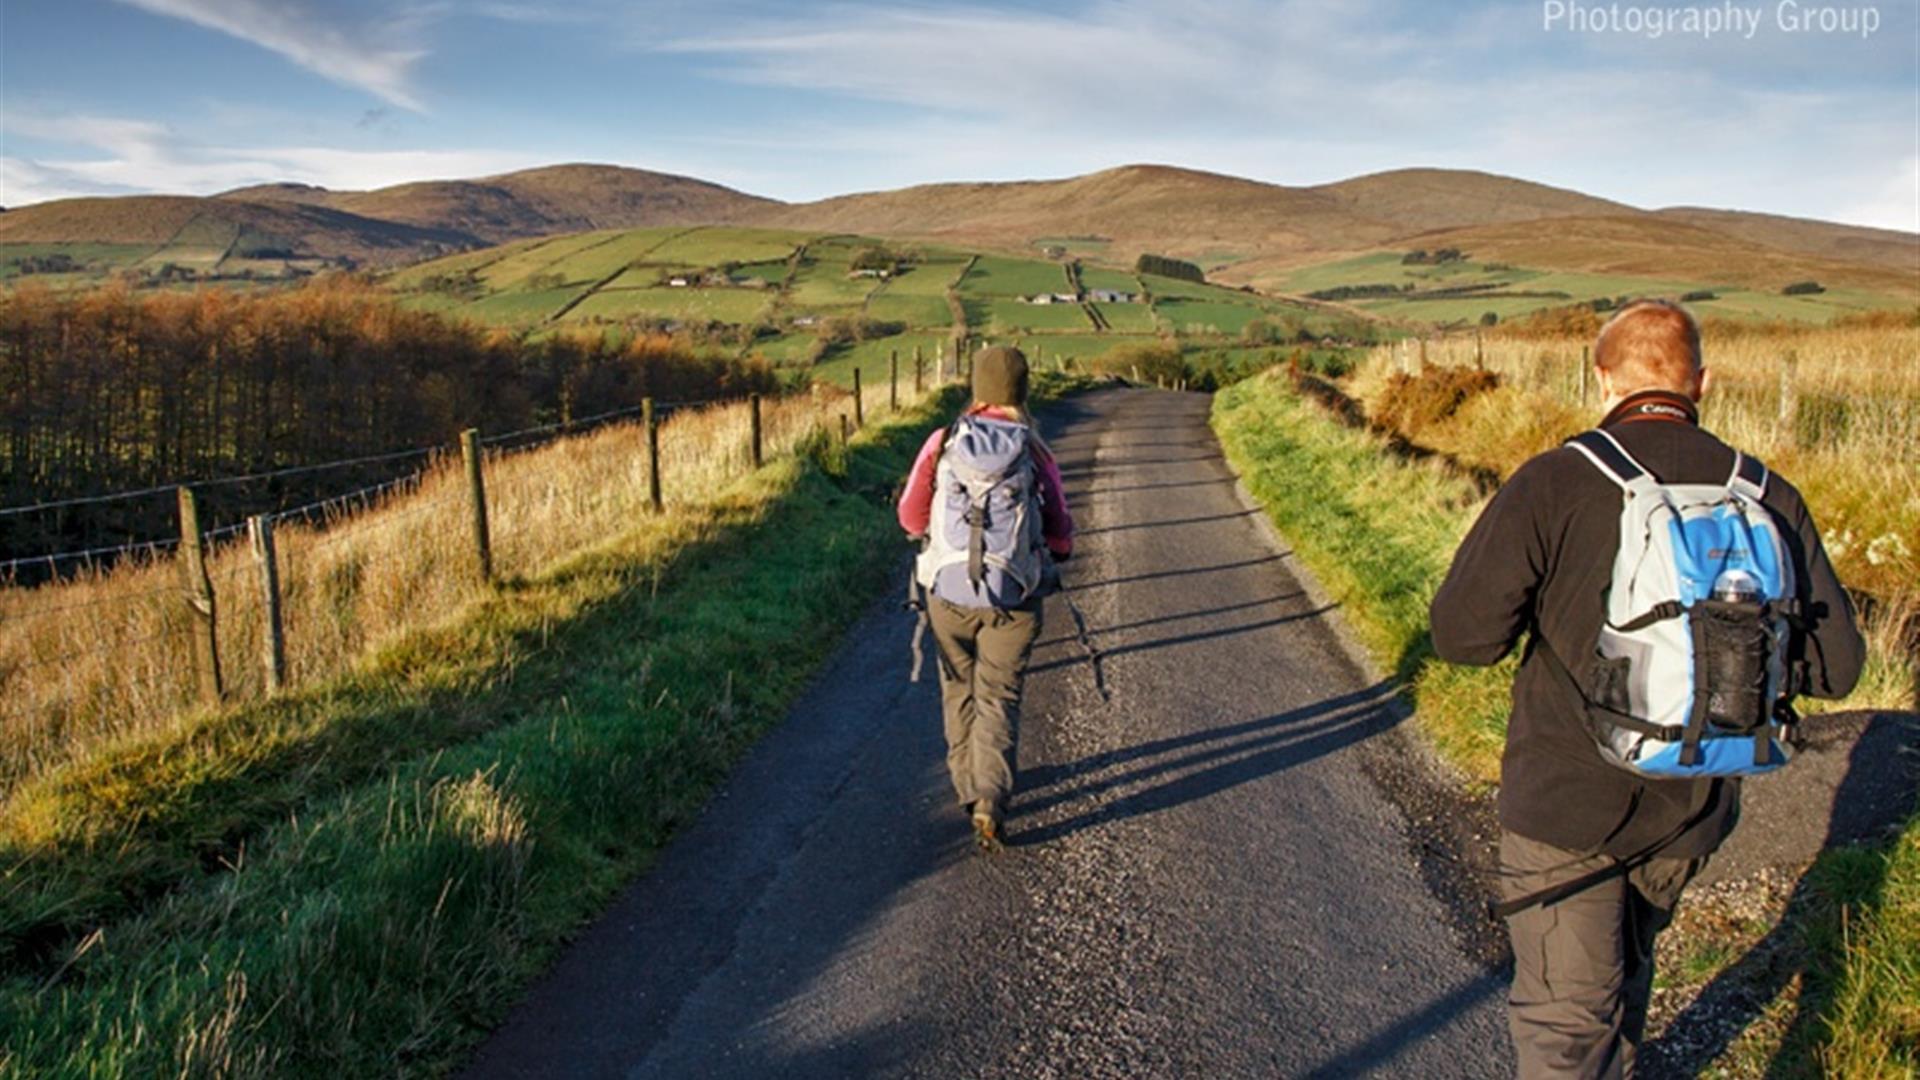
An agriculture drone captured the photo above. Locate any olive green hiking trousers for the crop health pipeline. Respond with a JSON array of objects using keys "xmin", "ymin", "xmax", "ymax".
[
  {"xmin": 927, "ymin": 596, "xmax": 1041, "ymax": 813},
  {"xmin": 1498, "ymin": 829, "xmax": 1710, "ymax": 1079}
]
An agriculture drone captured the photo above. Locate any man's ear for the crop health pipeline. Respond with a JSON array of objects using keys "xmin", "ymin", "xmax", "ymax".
[{"xmin": 1694, "ymin": 366, "xmax": 1713, "ymax": 402}]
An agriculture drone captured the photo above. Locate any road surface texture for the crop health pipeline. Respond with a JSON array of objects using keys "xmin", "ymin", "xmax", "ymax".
[{"xmin": 466, "ymin": 387, "xmax": 1513, "ymax": 1079}]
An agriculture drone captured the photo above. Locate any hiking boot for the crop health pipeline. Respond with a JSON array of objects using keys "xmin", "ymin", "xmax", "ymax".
[{"xmin": 970, "ymin": 800, "xmax": 1002, "ymax": 852}]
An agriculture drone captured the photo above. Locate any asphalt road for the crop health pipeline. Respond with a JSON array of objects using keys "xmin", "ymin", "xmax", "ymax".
[{"xmin": 465, "ymin": 386, "xmax": 1513, "ymax": 1079}]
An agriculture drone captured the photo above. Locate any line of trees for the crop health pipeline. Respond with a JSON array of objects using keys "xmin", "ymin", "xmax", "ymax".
[
  {"xmin": 1134, "ymin": 253, "xmax": 1205, "ymax": 283},
  {"xmin": 0, "ymin": 280, "xmax": 777, "ymax": 567}
]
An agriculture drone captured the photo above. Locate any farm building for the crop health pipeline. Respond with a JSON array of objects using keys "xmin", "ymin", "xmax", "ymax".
[
  {"xmin": 1023, "ymin": 292, "xmax": 1081, "ymax": 305},
  {"xmin": 1088, "ymin": 288, "xmax": 1138, "ymax": 303}
]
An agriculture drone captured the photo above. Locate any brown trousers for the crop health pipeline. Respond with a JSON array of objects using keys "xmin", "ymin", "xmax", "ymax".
[
  {"xmin": 1498, "ymin": 830, "xmax": 1708, "ymax": 1079},
  {"xmin": 926, "ymin": 597, "xmax": 1041, "ymax": 811}
]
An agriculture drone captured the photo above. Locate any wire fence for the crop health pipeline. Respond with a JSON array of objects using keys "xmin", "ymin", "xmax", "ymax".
[{"xmin": 0, "ymin": 367, "xmax": 954, "ymax": 799}]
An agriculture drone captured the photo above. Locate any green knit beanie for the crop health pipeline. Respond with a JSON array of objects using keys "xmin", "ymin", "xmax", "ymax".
[{"xmin": 971, "ymin": 346, "xmax": 1030, "ymax": 407}]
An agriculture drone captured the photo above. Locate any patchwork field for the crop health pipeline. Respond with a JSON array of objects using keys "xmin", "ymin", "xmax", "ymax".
[{"xmin": 376, "ymin": 224, "xmax": 1363, "ymax": 392}]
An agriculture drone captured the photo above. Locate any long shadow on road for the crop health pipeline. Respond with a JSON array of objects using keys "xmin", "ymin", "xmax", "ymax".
[{"xmin": 1009, "ymin": 681, "xmax": 1403, "ymax": 847}]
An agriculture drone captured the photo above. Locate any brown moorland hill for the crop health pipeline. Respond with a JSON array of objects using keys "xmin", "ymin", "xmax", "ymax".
[
  {"xmin": 1305, "ymin": 167, "xmax": 1635, "ymax": 233},
  {"xmin": 9, "ymin": 162, "xmax": 1913, "ymax": 294},
  {"xmin": 0, "ymin": 195, "xmax": 477, "ymax": 265},
  {"xmin": 220, "ymin": 163, "xmax": 782, "ymax": 244},
  {"xmin": 754, "ymin": 164, "xmax": 1406, "ymax": 264},
  {"xmin": 1364, "ymin": 214, "xmax": 1917, "ymax": 296},
  {"xmin": 1656, "ymin": 206, "xmax": 1920, "ymax": 275}
]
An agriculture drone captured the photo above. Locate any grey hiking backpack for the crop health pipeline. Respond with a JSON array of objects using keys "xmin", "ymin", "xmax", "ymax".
[
  {"xmin": 915, "ymin": 415, "xmax": 1052, "ymax": 610},
  {"xmin": 1557, "ymin": 430, "xmax": 1802, "ymax": 779}
]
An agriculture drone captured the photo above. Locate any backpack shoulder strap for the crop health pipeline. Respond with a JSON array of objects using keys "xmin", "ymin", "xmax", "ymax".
[
  {"xmin": 1727, "ymin": 450, "xmax": 1769, "ymax": 501},
  {"xmin": 1565, "ymin": 430, "xmax": 1657, "ymax": 495}
]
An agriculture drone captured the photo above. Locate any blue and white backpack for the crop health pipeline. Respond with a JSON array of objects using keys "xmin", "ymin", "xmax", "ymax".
[
  {"xmin": 915, "ymin": 415, "xmax": 1052, "ymax": 610},
  {"xmin": 1564, "ymin": 429, "xmax": 1801, "ymax": 778}
]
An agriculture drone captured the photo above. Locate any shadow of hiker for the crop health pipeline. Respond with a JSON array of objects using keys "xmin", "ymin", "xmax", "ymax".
[
  {"xmin": 1031, "ymin": 591, "xmax": 1305, "ymax": 651},
  {"xmin": 1022, "ymin": 603, "xmax": 1336, "ymax": 677},
  {"xmin": 1005, "ymin": 681, "xmax": 1402, "ymax": 847},
  {"xmin": 1639, "ymin": 710, "xmax": 1920, "ymax": 1077}
]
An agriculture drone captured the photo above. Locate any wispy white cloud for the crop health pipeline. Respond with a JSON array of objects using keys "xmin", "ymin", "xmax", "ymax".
[
  {"xmin": 112, "ymin": 0, "xmax": 430, "ymax": 110},
  {"xmin": 658, "ymin": 0, "xmax": 1919, "ymax": 230},
  {"xmin": 0, "ymin": 109, "xmax": 537, "ymax": 205},
  {"xmin": 1838, "ymin": 155, "xmax": 1920, "ymax": 233}
]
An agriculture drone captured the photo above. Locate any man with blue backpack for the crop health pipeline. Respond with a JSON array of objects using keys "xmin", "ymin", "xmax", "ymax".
[
  {"xmin": 1430, "ymin": 300, "xmax": 1863, "ymax": 1078},
  {"xmin": 899, "ymin": 346, "xmax": 1074, "ymax": 850}
]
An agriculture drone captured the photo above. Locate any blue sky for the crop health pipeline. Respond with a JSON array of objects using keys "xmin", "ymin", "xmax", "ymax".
[{"xmin": 2, "ymin": 0, "xmax": 1916, "ymax": 230}]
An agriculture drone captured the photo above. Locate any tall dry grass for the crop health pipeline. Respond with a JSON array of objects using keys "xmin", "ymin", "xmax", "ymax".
[{"xmin": 0, "ymin": 376, "xmax": 933, "ymax": 799}]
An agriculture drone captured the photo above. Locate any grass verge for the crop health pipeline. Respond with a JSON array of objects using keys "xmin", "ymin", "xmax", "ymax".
[
  {"xmin": 1213, "ymin": 367, "xmax": 1918, "ymax": 1076},
  {"xmin": 0, "ymin": 386, "xmax": 970, "ymax": 1076},
  {"xmin": 1211, "ymin": 368, "xmax": 1509, "ymax": 784}
]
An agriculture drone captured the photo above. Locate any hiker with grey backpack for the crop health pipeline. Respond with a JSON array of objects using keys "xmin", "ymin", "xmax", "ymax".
[
  {"xmin": 1431, "ymin": 300, "xmax": 1863, "ymax": 1079},
  {"xmin": 898, "ymin": 346, "xmax": 1074, "ymax": 850}
]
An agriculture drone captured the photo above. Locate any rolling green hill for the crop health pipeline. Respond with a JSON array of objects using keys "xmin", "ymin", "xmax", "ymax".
[{"xmin": 383, "ymin": 224, "xmax": 1351, "ymax": 388}]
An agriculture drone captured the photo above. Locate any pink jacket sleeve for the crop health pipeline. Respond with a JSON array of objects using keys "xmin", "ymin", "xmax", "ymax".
[
  {"xmin": 896, "ymin": 427, "xmax": 945, "ymax": 537},
  {"xmin": 1033, "ymin": 446, "xmax": 1074, "ymax": 557}
]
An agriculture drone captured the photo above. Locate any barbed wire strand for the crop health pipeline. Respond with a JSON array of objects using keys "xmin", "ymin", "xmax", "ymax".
[{"xmin": 0, "ymin": 444, "xmax": 448, "ymax": 519}]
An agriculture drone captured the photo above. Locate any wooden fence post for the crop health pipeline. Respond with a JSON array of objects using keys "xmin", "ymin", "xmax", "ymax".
[
  {"xmin": 644, "ymin": 398, "xmax": 663, "ymax": 511},
  {"xmin": 248, "ymin": 513, "xmax": 286, "ymax": 694},
  {"xmin": 914, "ymin": 346, "xmax": 925, "ymax": 394},
  {"xmin": 1778, "ymin": 350, "xmax": 1798, "ymax": 425},
  {"xmin": 852, "ymin": 367, "xmax": 864, "ymax": 429},
  {"xmin": 749, "ymin": 392, "xmax": 764, "ymax": 468},
  {"xmin": 839, "ymin": 413, "xmax": 851, "ymax": 446},
  {"xmin": 890, "ymin": 349, "xmax": 900, "ymax": 411},
  {"xmin": 460, "ymin": 429, "xmax": 492, "ymax": 582},
  {"xmin": 176, "ymin": 486, "xmax": 224, "ymax": 706},
  {"xmin": 1475, "ymin": 329, "xmax": 1484, "ymax": 370}
]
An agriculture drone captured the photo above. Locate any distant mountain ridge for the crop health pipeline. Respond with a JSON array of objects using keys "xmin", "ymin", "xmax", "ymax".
[{"xmin": 1, "ymin": 162, "xmax": 1912, "ymax": 290}]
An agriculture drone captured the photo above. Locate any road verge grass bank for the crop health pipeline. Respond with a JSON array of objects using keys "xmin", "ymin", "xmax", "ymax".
[
  {"xmin": 1211, "ymin": 369, "xmax": 1509, "ymax": 784},
  {"xmin": 1212, "ymin": 368, "xmax": 1916, "ymax": 1076},
  {"xmin": 0, "ymin": 385, "xmax": 986, "ymax": 1077}
]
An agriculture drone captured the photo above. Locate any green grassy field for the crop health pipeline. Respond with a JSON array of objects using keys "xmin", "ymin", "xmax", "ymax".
[
  {"xmin": 476, "ymin": 230, "xmax": 633, "ymax": 290},
  {"xmin": 732, "ymin": 260, "xmax": 791, "ymax": 288},
  {"xmin": 809, "ymin": 332, "xmax": 953, "ymax": 388},
  {"xmin": 786, "ymin": 239, "xmax": 886, "ymax": 312},
  {"xmin": 959, "ymin": 254, "xmax": 1073, "ymax": 298},
  {"xmin": 647, "ymin": 227, "xmax": 803, "ymax": 266},
  {"xmin": 461, "ymin": 285, "xmax": 587, "ymax": 324},
  {"xmin": 1155, "ymin": 297, "xmax": 1265, "ymax": 335},
  {"xmin": 864, "ymin": 292, "xmax": 954, "ymax": 328},
  {"xmin": 982, "ymin": 298, "xmax": 1094, "ymax": 334},
  {"xmin": 1092, "ymin": 301, "xmax": 1156, "ymax": 332},
  {"xmin": 1079, "ymin": 265, "xmax": 1142, "ymax": 293},
  {"xmin": 1139, "ymin": 271, "xmax": 1230, "ymax": 301},
  {"xmin": 566, "ymin": 284, "xmax": 775, "ymax": 324}
]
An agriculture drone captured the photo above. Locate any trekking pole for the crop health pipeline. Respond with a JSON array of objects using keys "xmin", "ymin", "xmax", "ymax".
[
  {"xmin": 1059, "ymin": 587, "xmax": 1110, "ymax": 703},
  {"xmin": 906, "ymin": 561, "xmax": 929, "ymax": 683}
]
